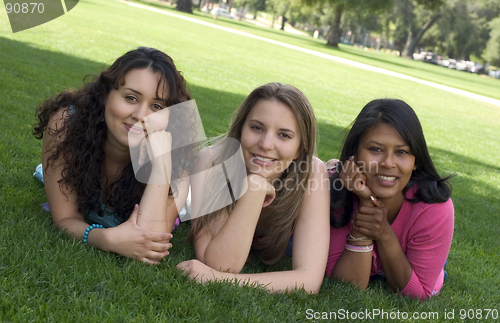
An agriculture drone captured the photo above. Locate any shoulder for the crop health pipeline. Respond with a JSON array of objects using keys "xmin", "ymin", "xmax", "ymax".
[
  {"xmin": 406, "ymin": 184, "xmax": 454, "ymax": 216},
  {"xmin": 303, "ymin": 157, "xmax": 329, "ymax": 191},
  {"xmin": 43, "ymin": 107, "xmax": 73, "ymax": 147},
  {"xmin": 310, "ymin": 156, "xmax": 328, "ymax": 176},
  {"xmin": 195, "ymin": 146, "xmax": 217, "ymax": 170},
  {"xmin": 418, "ymin": 198, "xmax": 454, "ymax": 219},
  {"xmin": 398, "ymin": 197, "xmax": 454, "ymax": 238},
  {"xmin": 46, "ymin": 107, "xmax": 72, "ymax": 131},
  {"xmin": 302, "ymin": 157, "xmax": 329, "ymax": 201}
]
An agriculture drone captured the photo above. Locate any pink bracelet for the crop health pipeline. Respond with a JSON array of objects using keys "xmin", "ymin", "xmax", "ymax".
[{"xmin": 345, "ymin": 243, "xmax": 374, "ymax": 253}]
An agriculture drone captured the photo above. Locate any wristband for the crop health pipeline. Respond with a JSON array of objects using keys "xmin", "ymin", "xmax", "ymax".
[
  {"xmin": 83, "ymin": 224, "xmax": 105, "ymax": 244},
  {"xmin": 345, "ymin": 243, "xmax": 374, "ymax": 253}
]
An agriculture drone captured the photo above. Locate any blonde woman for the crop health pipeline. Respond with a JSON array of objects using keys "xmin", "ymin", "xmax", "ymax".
[{"xmin": 177, "ymin": 83, "xmax": 330, "ymax": 293}]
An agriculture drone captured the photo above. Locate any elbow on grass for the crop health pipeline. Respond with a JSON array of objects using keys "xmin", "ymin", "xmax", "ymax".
[{"xmin": 203, "ymin": 259, "xmax": 244, "ymax": 274}]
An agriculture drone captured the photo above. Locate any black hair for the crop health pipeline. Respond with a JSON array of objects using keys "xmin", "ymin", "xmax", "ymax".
[{"xmin": 330, "ymin": 99, "xmax": 453, "ymax": 227}]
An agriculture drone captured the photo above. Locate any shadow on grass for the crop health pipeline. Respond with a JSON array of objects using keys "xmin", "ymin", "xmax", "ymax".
[{"xmin": 429, "ymin": 146, "xmax": 500, "ymax": 236}]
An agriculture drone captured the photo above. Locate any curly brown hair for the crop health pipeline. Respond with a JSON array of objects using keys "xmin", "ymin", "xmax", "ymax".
[{"xmin": 33, "ymin": 47, "xmax": 196, "ymax": 223}]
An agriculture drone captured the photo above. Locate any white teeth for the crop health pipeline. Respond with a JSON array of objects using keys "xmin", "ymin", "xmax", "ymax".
[
  {"xmin": 377, "ymin": 175, "xmax": 396, "ymax": 181},
  {"xmin": 254, "ymin": 155, "xmax": 275, "ymax": 162}
]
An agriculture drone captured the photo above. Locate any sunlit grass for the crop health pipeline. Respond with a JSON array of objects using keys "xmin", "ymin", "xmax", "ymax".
[{"xmin": 1, "ymin": 0, "xmax": 499, "ymax": 320}]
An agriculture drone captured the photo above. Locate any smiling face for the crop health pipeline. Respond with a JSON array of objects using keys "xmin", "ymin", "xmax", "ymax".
[
  {"xmin": 240, "ymin": 99, "xmax": 301, "ymax": 181},
  {"xmin": 357, "ymin": 123, "xmax": 416, "ymax": 207},
  {"xmin": 104, "ymin": 68, "xmax": 168, "ymax": 153}
]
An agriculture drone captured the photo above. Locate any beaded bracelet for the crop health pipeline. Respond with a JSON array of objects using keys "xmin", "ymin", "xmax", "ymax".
[
  {"xmin": 83, "ymin": 224, "xmax": 105, "ymax": 244},
  {"xmin": 345, "ymin": 243, "xmax": 374, "ymax": 253}
]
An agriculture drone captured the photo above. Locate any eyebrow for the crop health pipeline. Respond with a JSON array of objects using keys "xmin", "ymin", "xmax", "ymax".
[
  {"xmin": 124, "ymin": 88, "xmax": 167, "ymax": 103},
  {"xmin": 366, "ymin": 140, "xmax": 409, "ymax": 147},
  {"xmin": 249, "ymin": 119, "xmax": 296, "ymax": 134}
]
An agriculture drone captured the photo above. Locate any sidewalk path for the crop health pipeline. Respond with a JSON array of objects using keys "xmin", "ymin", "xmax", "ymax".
[{"xmin": 125, "ymin": 1, "xmax": 500, "ymax": 107}]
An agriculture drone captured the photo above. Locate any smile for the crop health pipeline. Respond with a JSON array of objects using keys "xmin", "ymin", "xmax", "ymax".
[
  {"xmin": 376, "ymin": 175, "xmax": 397, "ymax": 181},
  {"xmin": 125, "ymin": 124, "xmax": 145, "ymax": 135},
  {"xmin": 253, "ymin": 154, "xmax": 276, "ymax": 162}
]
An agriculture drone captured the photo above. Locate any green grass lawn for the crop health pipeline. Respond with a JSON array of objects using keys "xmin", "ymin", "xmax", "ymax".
[{"xmin": 1, "ymin": 0, "xmax": 499, "ymax": 321}]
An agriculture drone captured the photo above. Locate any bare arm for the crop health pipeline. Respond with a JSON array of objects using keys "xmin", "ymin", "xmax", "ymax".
[
  {"xmin": 179, "ymin": 157, "xmax": 330, "ymax": 293},
  {"xmin": 137, "ymin": 147, "xmax": 190, "ymax": 234},
  {"xmin": 193, "ymin": 173, "xmax": 273, "ymax": 273},
  {"xmin": 42, "ymin": 109, "xmax": 171, "ymax": 264}
]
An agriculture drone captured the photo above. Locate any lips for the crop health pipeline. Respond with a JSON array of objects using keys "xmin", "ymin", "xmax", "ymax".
[
  {"xmin": 250, "ymin": 154, "xmax": 277, "ymax": 166},
  {"xmin": 374, "ymin": 174, "xmax": 399, "ymax": 187},
  {"xmin": 125, "ymin": 123, "xmax": 145, "ymax": 135}
]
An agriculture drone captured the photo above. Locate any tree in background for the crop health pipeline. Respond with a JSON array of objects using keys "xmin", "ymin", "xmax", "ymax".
[
  {"xmin": 417, "ymin": 0, "xmax": 499, "ymax": 61},
  {"xmin": 399, "ymin": 0, "xmax": 445, "ymax": 58},
  {"xmin": 176, "ymin": 0, "xmax": 193, "ymax": 13},
  {"xmin": 300, "ymin": 0, "xmax": 390, "ymax": 47},
  {"xmin": 484, "ymin": 17, "xmax": 500, "ymax": 66}
]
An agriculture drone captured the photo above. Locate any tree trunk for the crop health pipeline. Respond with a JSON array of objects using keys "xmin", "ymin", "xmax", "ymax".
[
  {"xmin": 401, "ymin": 0, "xmax": 440, "ymax": 58},
  {"xmin": 326, "ymin": 3, "xmax": 344, "ymax": 48},
  {"xmin": 401, "ymin": 0, "xmax": 414, "ymax": 58},
  {"xmin": 176, "ymin": 0, "xmax": 192, "ymax": 13}
]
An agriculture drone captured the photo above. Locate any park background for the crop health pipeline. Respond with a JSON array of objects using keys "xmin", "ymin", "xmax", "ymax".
[{"xmin": 1, "ymin": 0, "xmax": 499, "ymax": 321}]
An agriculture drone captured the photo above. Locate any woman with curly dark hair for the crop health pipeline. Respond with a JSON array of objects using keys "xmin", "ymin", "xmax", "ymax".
[{"xmin": 33, "ymin": 47, "xmax": 197, "ymax": 264}]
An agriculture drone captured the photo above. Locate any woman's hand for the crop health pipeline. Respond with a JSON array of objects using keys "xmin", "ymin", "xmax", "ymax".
[
  {"xmin": 352, "ymin": 198, "xmax": 392, "ymax": 241},
  {"xmin": 247, "ymin": 173, "xmax": 276, "ymax": 207},
  {"xmin": 340, "ymin": 156, "xmax": 374, "ymax": 200},
  {"xmin": 177, "ymin": 259, "xmax": 221, "ymax": 283},
  {"xmin": 105, "ymin": 204, "xmax": 173, "ymax": 265}
]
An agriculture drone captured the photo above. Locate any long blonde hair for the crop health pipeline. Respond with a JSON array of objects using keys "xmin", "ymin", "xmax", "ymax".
[{"xmin": 189, "ymin": 82, "xmax": 317, "ymax": 265}]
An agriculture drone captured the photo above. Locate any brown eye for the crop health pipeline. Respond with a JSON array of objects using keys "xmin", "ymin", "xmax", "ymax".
[{"xmin": 152, "ymin": 103, "xmax": 164, "ymax": 110}]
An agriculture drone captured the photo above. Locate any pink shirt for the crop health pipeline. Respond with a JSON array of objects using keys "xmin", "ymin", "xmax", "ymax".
[{"xmin": 326, "ymin": 184, "xmax": 454, "ymax": 300}]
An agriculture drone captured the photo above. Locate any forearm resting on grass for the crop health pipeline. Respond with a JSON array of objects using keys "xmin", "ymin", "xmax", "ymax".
[
  {"xmin": 194, "ymin": 175, "xmax": 272, "ymax": 273},
  {"xmin": 331, "ymin": 224, "xmax": 412, "ymax": 291},
  {"xmin": 178, "ymin": 259, "xmax": 324, "ymax": 294}
]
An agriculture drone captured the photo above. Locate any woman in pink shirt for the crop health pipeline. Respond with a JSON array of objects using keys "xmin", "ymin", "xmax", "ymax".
[{"xmin": 327, "ymin": 99, "xmax": 454, "ymax": 300}]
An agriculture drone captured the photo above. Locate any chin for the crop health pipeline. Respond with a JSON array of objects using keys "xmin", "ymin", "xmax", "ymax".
[{"xmin": 372, "ymin": 189, "xmax": 402, "ymax": 200}]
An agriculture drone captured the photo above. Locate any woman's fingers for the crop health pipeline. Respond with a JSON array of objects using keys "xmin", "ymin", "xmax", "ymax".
[
  {"xmin": 262, "ymin": 183, "xmax": 276, "ymax": 207},
  {"xmin": 149, "ymin": 241, "xmax": 173, "ymax": 253}
]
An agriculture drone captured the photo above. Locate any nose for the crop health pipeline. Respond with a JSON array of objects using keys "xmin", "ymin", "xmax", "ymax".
[
  {"xmin": 381, "ymin": 152, "xmax": 396, "ymax": 168},
  {"xmin": 131, "ymin": 103, "xmax": 150, "ymax": 122},
  {"xmin": 258, "ymin": 132, "xmax": 275, "ymax": 151}
]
